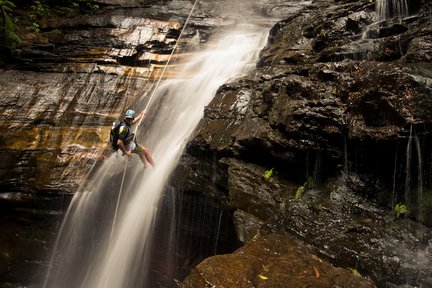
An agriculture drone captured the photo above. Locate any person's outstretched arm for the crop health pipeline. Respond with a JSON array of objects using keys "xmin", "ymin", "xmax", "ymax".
[{"xmin": 131, "ymin": 111, "xmax": 145, "ymax": 125}]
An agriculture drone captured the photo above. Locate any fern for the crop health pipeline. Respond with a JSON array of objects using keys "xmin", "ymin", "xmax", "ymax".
[
  {"xmin": 295, "ymin": 186, "xmax": 305, "ymax": 200},
  {"xmin": 394, "ymin": 203, "xmax": 408, "ymax": 218},
  {"xmin": 263, "ymin": 168, "xmax": 274, "ymax": 181},
  {"xmin": 0, "ymin": 0, "xmax": 14, "ymax": 12},
  {"xmin": 295, "ymin": 177, "xmax": 314, "ymax": 200},
  {"xmin": 0, "ymin": 1, "xmax": 21, "ymax": 52}
]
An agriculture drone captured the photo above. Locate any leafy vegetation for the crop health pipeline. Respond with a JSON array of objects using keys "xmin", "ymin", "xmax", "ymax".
[
  {"xmin": 0, "ymin": 0, "xmax": 21, "ymax": 53},
  {"xmin": 28, "ymin": 0, "xmax": 49, "ymax": 33},
  {"xmin": 49, "ymin": 0, "xmax": 99, "ymax": 15},
  {"xmin": 0, "ymin": 0, "xmax": 99, "ymax": 58},
  {"xmin": 295, "ymin": 176, "xmax": 314, "ymax": 200},
  {"xmin": 295, "ymin": 186, "xmax": 305, "ymax": 200},
  {"xmin": 348, "ymin": 268, "xmax": 362, "ymax": 277},
  {"xmin": 394, "ymin": 202, "xmax": 408, "ymax": 218},
  {"xmin": 263, "ymin": 168, "xmax": 274, "ymax": 181}
]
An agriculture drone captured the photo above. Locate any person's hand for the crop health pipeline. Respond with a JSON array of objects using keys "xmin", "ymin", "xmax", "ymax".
[{"xmin": 125, "ymin": 150, "xmax": 132, "ymax": 157}]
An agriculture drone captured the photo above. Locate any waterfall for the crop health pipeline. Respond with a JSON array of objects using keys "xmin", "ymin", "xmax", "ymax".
[
  {"xmin": 376, "ymin": 0, "xmax": 410, "ymax": 20},
  {"xmin": 414, "ymin": 135, "xmax": 423, "ymax": 221},
  {"xmin": 42, "ymin": 19, "xmax": 270, "ymax": 288},
  {"xmin": 361, "ymin": 0, "xmax": 409, "ymax": 41},
  {"xmin": 401, "ymin": 125, "xmax": 426, "ymax": 221},
  {"xmin": 404, "ymin": 125, "xmax": 413, "ymax": 208},
  {"xmin": 392, "ymin": 144, "xmax": 399, "ymax": 208}
]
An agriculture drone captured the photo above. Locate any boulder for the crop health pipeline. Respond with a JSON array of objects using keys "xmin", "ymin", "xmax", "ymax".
[{"xmin": 180, "ymin": 233, "xmax": 374, "ymax": 288}]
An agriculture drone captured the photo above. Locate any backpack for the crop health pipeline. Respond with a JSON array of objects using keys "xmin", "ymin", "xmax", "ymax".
[{"xmin": 110, "ymin": 120, "xmax": 122, "ymax": 151}]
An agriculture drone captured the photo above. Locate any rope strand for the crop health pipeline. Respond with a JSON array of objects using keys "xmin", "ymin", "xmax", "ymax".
[
  {"xmin": 109, "ymin": 0, "xmax": 199, "ymax": 247},
  {"xmin": 136, "ymin": 0, "xmax": 199, "ymax": 131}
]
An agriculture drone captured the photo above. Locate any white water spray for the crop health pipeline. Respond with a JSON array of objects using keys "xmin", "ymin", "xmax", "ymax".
[
  {"xmin": 376, "ymin": 0, "xmax": 409, "ymax": 20},
  {"xmin": 43, "ymin": 20, "xmax": 270, "ymax": 288}
]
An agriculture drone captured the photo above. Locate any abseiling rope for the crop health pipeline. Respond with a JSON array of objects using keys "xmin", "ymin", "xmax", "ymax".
[
  {"xmin": 135, "ymin": 0, "xmax": 199, "ymax": 130},
  {"xmin": 109, "ymin": 0, "xmax": 199, "ymax": 245}
]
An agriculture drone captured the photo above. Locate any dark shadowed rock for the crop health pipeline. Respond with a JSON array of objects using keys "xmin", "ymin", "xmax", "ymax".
[{"xmin": 173, "ymin": 0, "xmax": 432, "ymax": 287}]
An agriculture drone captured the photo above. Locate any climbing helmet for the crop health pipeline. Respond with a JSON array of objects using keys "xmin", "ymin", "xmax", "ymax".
[{"xmin": 125, "ymin": 109, "xmax": 136, "ymax": 119}]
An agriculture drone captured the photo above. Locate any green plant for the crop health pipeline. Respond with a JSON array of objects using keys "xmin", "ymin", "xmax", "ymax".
[
  {"xmin": 394, "ymin": 203, "xmax": 408, "ymax": 218},
  {"xmin": 77, "ymin": 0, "xmax": 99, "ymax": 13},
  {"xmin": 295, "ymin": 186, "xmax": 305, "ymax": 200},
  {"xmin": 263, "ymin": 168, "xmax": 274, "ymax": 181},
  {"xmin": 295, "ymin": 177, "xmax": 314, "ymax": 200},
  {"xmin": 31, "ymin": 1, "xmax": 49, "ymax": 19},
  {"xmin": 28, "ymin": 0, "xmax": 49, "ymax": 33},
  {"xmin": 348, "ymin": 268, "xmax": 362, "ymax": 277},
  {"xmin": 0, "ymin": 0, "xmax": 21, "ymax": 51},
  {"xmin": 53, "ymin": 0, "xmax": 99, "ymax": 14},
  {"xmin": 331, "ymin": 86, "xmax": 337, "ymax": 95}
]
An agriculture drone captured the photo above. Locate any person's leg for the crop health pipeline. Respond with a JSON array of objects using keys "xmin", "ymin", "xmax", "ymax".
[
  {"xmin": 133, "ymin": 144, "xmax": 155, "ymax": 167},
  {"xmin": 138, "ymin": 152, "xmax": 149, "ymax": 166},
  {"xmin": 141, "ymin": 147, "xmax": 155, "ymax": 167}
]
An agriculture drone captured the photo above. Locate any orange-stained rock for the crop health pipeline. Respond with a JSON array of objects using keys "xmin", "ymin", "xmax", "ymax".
[{"xmin": 180, "ymin": 233, "xmax": 374, "ymax": 288}]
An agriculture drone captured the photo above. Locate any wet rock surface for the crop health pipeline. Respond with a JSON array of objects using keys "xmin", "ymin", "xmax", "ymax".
[
  {"xmin": 172, "ymin": 0, "xmax": 432, "ymax": 287},
  {"xmin": 1, "ymin": 0, "xmax": 432, "ymax": 287},
  {"xmin": 180, "ymin": 233, "xmax": 374, "ymax": 288},
  {"xmin": 0, "ymin": 6, "xmax": 182, "ymax": 196},
  {"xmin": 0, "ymin": 0, "xmax": 307, "ymax": 287},
  {"xmin": 275, "ymin": 176, "xmax": 432, "ymax": 287},
  {"xmin": 0, "ymin": 0, "xmax": 298, "ymax": 194},
  {"xmin": 0, "ymin": 193, "xmax": 69, "ymax": 288}
]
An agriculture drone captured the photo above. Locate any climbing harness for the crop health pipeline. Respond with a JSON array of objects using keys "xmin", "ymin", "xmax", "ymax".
[{"xmin": 109, "ymin": 0, "xmax": 200, "ymax": 245}]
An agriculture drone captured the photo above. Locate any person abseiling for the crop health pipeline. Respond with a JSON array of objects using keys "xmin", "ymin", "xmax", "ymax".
[{"xmin": 116, "ymin": 109, "xmax": 155, "ymax": 168}]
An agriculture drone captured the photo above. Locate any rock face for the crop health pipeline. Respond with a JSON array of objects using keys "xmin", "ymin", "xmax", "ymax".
[
  {"xmin": 0, "ymin": 0, "xmax": 312, "ymax": 286},
  {"xmin": 0, "ymin": 0, "xmax": 307, "ymax": 195},
  {"xmin": 171, "ymin": 0, "xmax": 432, "ymax": 287},
  {"xmin": 0, "ymin": 7, "xmax": 187, "ymax": 283},
  {"xmin": 180, "ymin": 233, "xmax": 374, "ymax": 288},
  {"xmin": 0, "ymin": 7, "xmax": 186, "ymax": 195},
  {"xmin": 0, "ymin": 0, "xmax": 278, "ymax": 286},
  {"xmin": 1, "ymin": 0, "xmax": 432, "ymax": 287}
]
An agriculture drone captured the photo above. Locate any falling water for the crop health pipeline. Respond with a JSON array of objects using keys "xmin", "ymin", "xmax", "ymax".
[
  {"xmin": 213, "ymin": 210, "xmax": 224, "ymax": 255},
  {"xmin": 392, "ymin": 144, "xmax": 399, "ymax": 208},
  {"xmin": 42, "ymin": 18, "xmax": 270, "ymax": 288},
  {"xmin": 343, "ymin": 136, "xmax": 349, "ymax": 176},
  {"xmin": 404, "ymin": 125, "xmax": 413, "ymax": 208},
  {"xmin": 401, "ymin": 126, "xmax": 425, "ymax": 220},
  {"xmin": 361, "ymin": 0, "xmax": 410, "ymax": 41},
  {"xmin": 376, "ymin": 0, "xmax": 409, "ymax": 20},
  {"xmin": 414, "ymin": 135, "xmax": 424, "ymax": 221}
]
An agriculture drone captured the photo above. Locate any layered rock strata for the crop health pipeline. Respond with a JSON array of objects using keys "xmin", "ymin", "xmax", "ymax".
[{"xmin": 172, "ymin": 0, "xmax": 432, "ymax": 286}]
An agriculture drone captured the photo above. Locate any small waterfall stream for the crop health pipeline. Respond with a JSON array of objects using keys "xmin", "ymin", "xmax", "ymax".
[
  {"xmin": 42, "ymin": 18, "xmax": 270, "ymax": 288},
  {"xmin": 352, "ymin": 0, "xmax": 412, "ymax": 60},
  {"xmin": 376, "ymin": 0, "xmax": 410, "ymax": 20},
  {"xmin": 404, "ymin": 125, "xmax": 413, "ymax": 207},
  {"xmin": 414, "ymin": 134, "xmax": 424, "ymax": 221}
]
